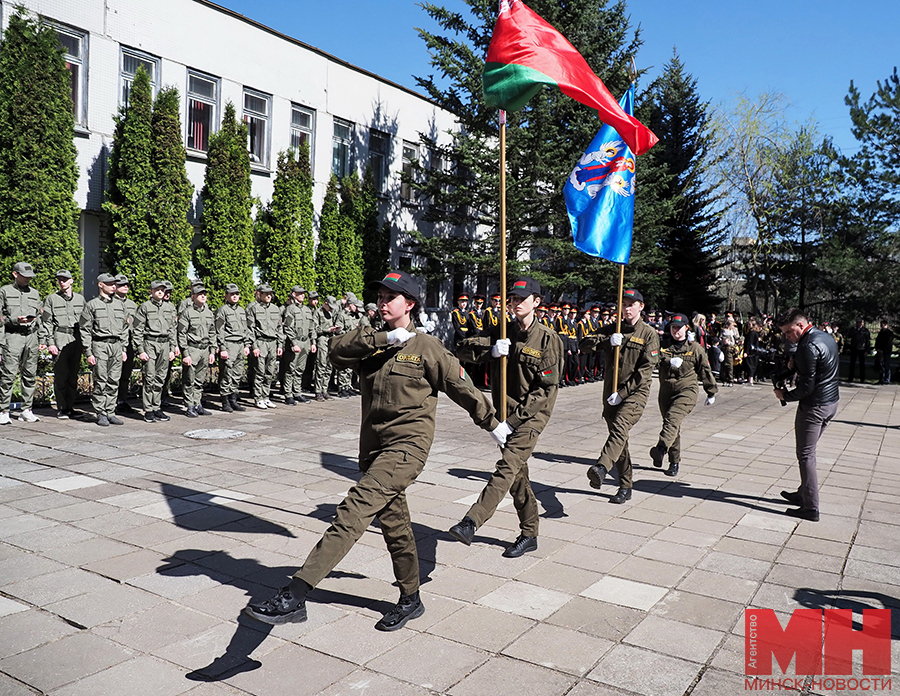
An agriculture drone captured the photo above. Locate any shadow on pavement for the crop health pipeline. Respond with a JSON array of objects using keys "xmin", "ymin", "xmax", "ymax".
[
  {"xmin": 832, "ymin": 420, "xmax": 899, "ymax": 430},
  {"xmin": 794, "ymin": 587, "xmax": 900, "ymax": 639},
  {"xmin": 445, "ymin": 466, "xmax": 581, "ymax": 519}
]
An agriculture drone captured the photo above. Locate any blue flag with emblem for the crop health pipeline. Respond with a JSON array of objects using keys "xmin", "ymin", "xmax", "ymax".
[{"xmin": 564, "ymin": 86, "xmax": 636, "ymax": 264}]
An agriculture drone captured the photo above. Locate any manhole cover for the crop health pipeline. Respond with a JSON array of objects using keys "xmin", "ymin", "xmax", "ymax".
[{"xmin": 184, "ymin": 428, "xmax": 246, "ymax": 440}]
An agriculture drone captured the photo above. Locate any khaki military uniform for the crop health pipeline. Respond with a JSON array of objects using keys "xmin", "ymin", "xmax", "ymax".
[
  {"xmin": 587, "ymin": 320, "xmax": 660, "ymax": 488},
  {"xmin": 458, "ymin": 319, "xmax": 563, "ymax": 537},
  {"xmin": 313, "ymin": 305, "xmax": 345, "ymax": 396},
  {"xmin": 281, "ymin": 299, "xmax": 314, "ymax": 399},
  {"xmin": 40, "ymin": 290, "xmax": 85, "ymax": 413},
  {"xmin": 246, "ymin": 300, "xmax": 284, "ymax": 401},
  {"xmin": 292, "ymin": 323, "xmax": 498, "ymax": 595},
  {"xmin": 133, "ymin": 299, "xmax": 176, "ymax": 413},
  {"xmin": 0, "ymin": 283, "xmax": 43, "ymax": 411},
  {"xmin": 656, "ymin": 340, "xmax": 717, "ymax": 464},
  {"xmin": 79, "ymin": 295, "xmax": 128, "ymax": 417},
  {"xmin": 336, "ymin": 308, "xmax": 360, "ymax": 392},
  {"xmin": 216, "ymin": 302, "xmax": 250, "ymax": 398},
  {"xmin": 116, "ymin": 297, "xmax": 138, "ymax": 404},
  {"xmin": 177, "ymin": 302, "xmax": 215, "ymax": 408}
]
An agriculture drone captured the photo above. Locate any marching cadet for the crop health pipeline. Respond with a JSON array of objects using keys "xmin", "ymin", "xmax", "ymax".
[
  {"xmin": 281, "ymin": 285, "xmax": 314, "ymax": 404},
  {"xmin": 80, "ymin": 274, "xmax": 129, "ymax": 426},
  {"xmin": 583, "ymin": 289, "xmax": 660, "ymax": 503},
  {"xmin": 114, "ymin": 275, "xmax": 138, "ymax": 415},
  {"xmin": 177, "ymin": 284, "xmax": 216, "ymax": 417},
  {"xmin": 0, "ymin": 262, "xmax": 43, "ymax": 424},
  {"xmin": 450, "ymin": 277, "xmax": 563, "ymax": 558},
  {"xmin": 40, "ymin": 270, "xmax": 85, "ymax": 419},
  {"xmin": 450, "ymin": 293, "xmax": 470, "ymax": 348},
  {"xmin": 313, "ymin": 294, "xmax": 345, "ymax": 401},
  {"xmin": 215, "ymin": 283, "xmax": 250, "ymax": 412},
  {"xmin": 246, "ymin": 283, "xmax": 284, "ymax": 409},
  {"xmin": 651, "ymin": 314, "xmax": 717, "ymax": 477},
  {"xmin": 132, "ymin": 280, "xmax": 176, "ymax": 422},
  {"xmin": 244, "ymin": 270, "xmax": 498, "ymax": 631}
]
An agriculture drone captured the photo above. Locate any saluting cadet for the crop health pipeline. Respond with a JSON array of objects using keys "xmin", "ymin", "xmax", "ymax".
[
  {"xmin": 281, "ymin": 285, "xmax": 314, "ymax": 404},
  {"xmin": 451, "ymin": 277, "xmax": 563, "ymax": 557},
  {"xmin": 178, "ymin": 284, "xmax": 216, "ymax": 417},
  {"xmin": 80, "ymin": 274, "xmax": 129, "ymax": 426},
  {"xmin": 114, "ymin": 275, "xmax": 138, "ymax": 414},
  {"xmin": 245, "ymin": 271, "xmax": 498, "ymax": 631},
  {"xmin": 583, "ymin": 289, "xmax": 660, "ymax": 503},
  {"xmin": 0, "ymin": 262, "xmax": 43, "ymax": 424},
  {"xmin": 215, "ymin": 283, "xmax": 250, "ymax": 412},
  {"xmin": 312, "ymin": 295, "xmax": 345, "ymax": 401},
  {"xmin": 132, "ymin": 280, "xmax": 176, "ymax": 422},
  {"xmin": 40, "ymin": 270, "xmax": 85, "ymax": 419},
  {"xmin": 246, "ymin": 283, "xmax": 284, "ymax": 409},
  {"xmin": 651, "ymin": 314, "xmax": 717, "ymax": 477}
]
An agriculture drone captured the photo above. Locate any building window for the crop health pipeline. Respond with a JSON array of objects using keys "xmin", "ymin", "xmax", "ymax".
[
  {"xmin": 368, "ymin": 130, "xmax": 390, "ymax": 194},
  {"xmin": 290, "ymin": 104, "xmax": 314, "ymax": 153},
  {"xmin": 243, "ymin": 89, "xmax": 270, "ymax": 166},
  {"xmin": 186, "ymin": 71, "xmax": 217, "ymax": 153},
  {"xmin": 332, "ymin": 118, "xmax": 353, "ymax": 178},
  {"xmin": 56, "ymin": 26, "xmax": 87, "ymax": 126},
  {"xmin": 401, "ymin": 141, "xmax": 419, "ymax": 202},
  {"xmin": 120, "ymin": 48, "xmax": 159, "ymax": 107}
]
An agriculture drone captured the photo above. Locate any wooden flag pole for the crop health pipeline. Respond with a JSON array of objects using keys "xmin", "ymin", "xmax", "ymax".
[
  {"xmin": 612, "ymin": 262, "xmax": 625, "ymax": 392},
  {"xmin": 499, "ymin": 109, "xmax": 508, "ymax": 418}
]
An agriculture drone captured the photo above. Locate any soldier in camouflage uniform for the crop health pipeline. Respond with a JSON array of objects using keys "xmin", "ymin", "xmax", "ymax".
[
  {"xmin": 281, "ymin": 285, "xmax": 314, "ymax": 405},
  {"xmin": 313, "ymin": 295, "xmax": 345, "ymax": 401},
  {"xmin": 80, "ymin": 274, "xmax": 129, "ymax": 426},
  {"xmin": 216, "ymin": 283, "xmax": 250, "ymax": 412},
  {"xmin": 114, "ymin": 275, "xmax": 138, "ymax": 414},
  {"xmin": 0, "ymin": 262, "xmax": 44, "ymax": 424},
  {"xmin": 336, "ymin": 298, "xmax": 362, "ymax": 397},
  {"xmin": 246, "ymin": 283, "xmax": 284, "ymax": 408},
  {"xmin": 178, "ymin": 284, "xmax": 216, "ymax": 417},
  {"xmin": 40, "ymin": 269, "xmax": 85, "ymax": 419},
  {"xmin": 132, "ymin": 280, "xmax": 176, "ymax": 422}
]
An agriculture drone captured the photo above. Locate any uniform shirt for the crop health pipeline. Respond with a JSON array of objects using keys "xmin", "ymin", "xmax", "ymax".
[
  {"xmin": 0, "ymin": 282, "xmax": 42, "ymax": 336},
  {"xmin": 246, "ymin": 300, "xmax": 285, "ymax": 346},
  {"xmin": 117, "ymin": 296, "xmax": 138, "ymax": 348},
  {"xmin": 178, "ymin": 302, "xmax": 215, "ymax": 353},
  {"xmin": 450, "ymin": 307, "xmax": 470, "ymax": 345},
  {"xmin": 40, "ymin": 290, "xmax": 85, "ymax": 348},
  {"xmin": 658, "ymin": 339, "xmax": 718, "ymax": 397},
  {"xmin": 484, "ymin": 306, "xmax": 502, "ymax": 330},
  {"xmin": 330, "ymin": 322, "xmax": 499, "ymax": 465},
  {"xmin": 458, "ymin": 318, "xmax": 563, "ymax": 433},
  {"xmin": 314, "ymin": 305, "xmax": 347, "ymax": 342},
  {"xmin": 282, "ymin": 300, "xmax": 315, "ymax": 350},
  {"xmin": 132, "ymin": 299, "xmax": 177, "ymax": 354},
  {"xmin": 594, "ymin": 319, "xmax": 660, "ymax": 405},
  {"xmin": 467, "ymin": 308, "xmax": 484, "ymax": 337},
  {"xmin": 215, "ymin": 302, "xmax": 250, "ymax": 350},
  {"xmin": 79, "ymin": 294, "xmax": 128, "ymax": 356}
]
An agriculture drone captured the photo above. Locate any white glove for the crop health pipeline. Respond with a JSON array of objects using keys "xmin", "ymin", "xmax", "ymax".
[
  {"xmin": 669, "ymin": 356, "xmax": 683, "ymax": 369},
  {"xmin": 491, "ymin": 338, "xmax": 511, "ymax": 358},
  {"xmin": 386, "ymin": 327, "xmax": 415, "ymax": 345},
  {"xmin": 610, "ymin": 333, "xmax": 623, "ymax": 347},
  {"xmin": 425, "ymin": 320, "xmax": 435, "ymax": 333},
  {"xmin": 607, "ymin": 392, "xmax": 623, "ymax": 406},
  {"xmin": 418, "ymin": 310, "xmax": 429, "ymax": 325},
  {"xmin": 687, "ymin": 331, "xmax": 696, "ymax": 342},
  {"xmin": 491, "ymin": 420, "xmax": 513, "ymax": 446},
  {"xmin": 705, "ymin": 396, "xmax": 715, "ymax": 406}
]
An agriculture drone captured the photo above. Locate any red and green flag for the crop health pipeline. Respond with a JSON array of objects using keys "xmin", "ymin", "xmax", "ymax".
[{"xmin": 482, "ymin": 0, "xmax": 658, "ymax": 156}]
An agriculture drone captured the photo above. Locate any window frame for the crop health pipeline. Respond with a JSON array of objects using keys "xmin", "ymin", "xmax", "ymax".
[
  {"xmin": 332, "ymin": 117, "xmax": 353, "ymax": 179},
  {"xmin": 185, "ymin": 69, "xmax": 219, "ymax": 154},
  {"xmin": 401, "ymin": 140, "xmax": 419, "ymax": 203},
  {"xmin": 242, "ymin": 87, "xmax": 271, "ymax": 168},
  {"xmin": 368, "ymin": 129, "xmax": 391, "ymax": 195},
  {"xmin": 119, "ymin": 46, "xmax": 159, "ymax": 108},
  {"xmin": 53, "ymin": 23, "xmax": 88, "ymax": 127},
  {"xmin": 290, "ymin": 103, "xmax": 315, "ymax": 168}
]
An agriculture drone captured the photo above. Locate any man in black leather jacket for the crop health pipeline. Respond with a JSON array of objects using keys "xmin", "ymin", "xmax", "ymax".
[{"xmin": 773, "ymin": 308, "xmax": 840, "ymax": 522}]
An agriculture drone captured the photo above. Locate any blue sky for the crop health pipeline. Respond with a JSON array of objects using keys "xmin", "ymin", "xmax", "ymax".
[{"xmin": 212, "ymin": 0, "xmax": 898, "ymax": 155}]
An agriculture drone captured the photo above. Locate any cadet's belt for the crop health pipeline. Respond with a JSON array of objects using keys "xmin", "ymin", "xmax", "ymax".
[
  {"xmin": 186, "ymin": 340, "xmax": 210, "ymax": 349},
  {"xmin": 6, "ymin": 325, "xmax": 36, "ymax": 335},
  {"xmin": 93, "ymin": 336, "xmax": 121, "ymax": 343},
  {"xmin": 256, "ymin": 335, "xmax": 277, "ymax": 341},
  {"xmin": 145, "ymin": 335, "xmax": 170, "ymax": 343},
  {"xmin": 55, "ymin": 327, "xmax": 75, "ymax": 334}
]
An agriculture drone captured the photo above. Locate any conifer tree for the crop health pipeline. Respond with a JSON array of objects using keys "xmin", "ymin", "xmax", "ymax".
[
  {"xmin": 0, "ymin": 9, "xmax": 81, "ymax": 296},
  {"xmin": 195, "ymin": 102, "xmax": 255, "ymax": 301},
  {"xmin": 150, "ymin": 87, "xmax": 194, "ymax": 302},
  {"xmin": 257, "ymin": 143, "xmax": 315, "ymax": 299},
  {"xmin": 354, "ymin": 167, "xmax": 389, "ymax": 300},
  {"xmin": 103, "ymin": 66, "xmax": 154, "ymax": 296},
  {"xmin": 315, "ymin": 176, "xmax": 344, "ymax": 297},
  {"xmin": 338, "ymin": 172, "xmax": 368, "ymax": 298}
]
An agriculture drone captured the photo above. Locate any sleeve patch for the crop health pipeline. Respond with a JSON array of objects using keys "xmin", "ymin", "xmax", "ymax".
[
  {"xmin": 396, "ymin": 353, "xmax": 421, "ymax": 364},
  {"xmin": 521, "ymin": 346, "xmax": 542, "ymax": 358},
  {"xmin": 460, "ymin": 366, "xmax": 467, "ymax": 380},
  {"xmin": 651, "ymin": 350, "xmax": 659, "ymax": 356},
  {"xmin": 541, "ymin": 368, "xmax": 554, "ymax": 376}
]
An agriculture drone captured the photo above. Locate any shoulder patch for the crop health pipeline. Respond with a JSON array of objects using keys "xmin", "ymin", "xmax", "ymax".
[
  {"xmin": 460, "ymin": 365, "xmax": 468, "ymax": 380},
  {"xmin": 651, "ymin": 350, "xmax": 659, "ymax": 356},
  {"xmin": 685, "ymin": 351, "xmax": 694, "ymax": 356},
  {"xmin": 541, "ymin": 368, "xmax": 554, "ymax": 376},
  {"xmin": 396, "ymin": 353, "xmax": 421, "ymax": 364},
  {"xmin": 629, "ymin": 336, "xmax": 645, "ymax": 345},
  {"xmin": 521, "ymin": 346, "xmax": 542, "ymax": 358}
]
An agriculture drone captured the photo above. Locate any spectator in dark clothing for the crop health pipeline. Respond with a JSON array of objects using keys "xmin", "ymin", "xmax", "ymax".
[
  {"xmin": 744, "ymin": 318, "xmax": 762, "ymax": 385},
  {"xmin": 846, "ymin": 318, "xmax": 871, "ymax": 383},
  {"xmin": 875, "ymin": 320, "xmax": 894, "ymax": 385}
]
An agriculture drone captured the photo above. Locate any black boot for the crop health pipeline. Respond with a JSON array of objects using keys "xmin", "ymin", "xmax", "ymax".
[
  {"xmin": 665, "ymin": 462, "xmax": 679, "ymax": 477},
  {"xmin": 221, "ymin": 396, "xmax": 233, "ymax": 413},
  {"xmin": 609, "ymin": 487, "xmax": 632, "ymax": 504},
  {"xmin": 449, "ymin": 517, "xmax": 476, "ymax": 545},
  {"xmin": 244, "ymin": 578, "xmax": 309, "ymax": 625},
  {"xmin": 230, "ymin": 394, "xmax": 246, "ymax": 412},
  {"xmin": 587, "ymin": 464, "xmax": 607, "ymax": 490},
  {"xmin": 502, "ymin": 535, "xmax": 537, "ymax": 558},
  {"xmin": 649, "ymin": 443, "xmax": 667, "ymax": 468},
  {"xmin": 374, "ymin": 591, "xmax": 425, "ymax": 632}
]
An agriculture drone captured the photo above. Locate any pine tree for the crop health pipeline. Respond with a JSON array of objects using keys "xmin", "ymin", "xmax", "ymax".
[
  {"xmin": 195, "ymin": 102, "xmax": 255, "ymax": 301},
  {"xmin": 257, "ymin": 143, "xmax": 315, "ymax": 300},
  {"xmin": 315, "ymin": 176, "xmax": 344, "ymax": 297},
  {"xmin": 103, "ymin": 66, "xmax": 154, "ymax": 296},
  {"xmin": 646, "ymin": 53, "xmax": 726, "ymax": 312},
  {"xmin": 149, "ymin": 86, "xmax": 194, "ymax": 303},
  {"xmin": 0, "ymin": 9, "xmax": 81, "ymax": 296}
]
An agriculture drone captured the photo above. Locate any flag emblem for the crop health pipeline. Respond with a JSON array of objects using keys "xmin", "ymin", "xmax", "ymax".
[{"xmin": 384, "ymin": 273, "xmax": 402, "ymax": 282}]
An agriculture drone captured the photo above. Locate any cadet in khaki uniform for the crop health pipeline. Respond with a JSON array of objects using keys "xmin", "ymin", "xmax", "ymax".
[
  {"xmin": 216, "ymin": 284, "xmax": 250, "ymax": 412},
  {"xmin": 451, "ymin": 277, "xmax": 563, "ymax": 557},
  {"xmin": 114, "ymin": 275, "xmax": 138, "ymax": 414},
  {"xmin": 178, "ymin": 284, "xmax": 216, "ymax": 417},
  {"xmin": 245, "ymin": 270, "xmax": 498, "ymax": 631},
  {"xmin": 584, "ymin": 289, "xmax": 660, "ymax": 503},
  {"xmin": 80, "ymin": 274, "xmax": 129, "ymax": 426},
  {"xmin": 246, "ymin": 283, "xmax": 283, "ymax": 408},
  {"xmin": 650, "ymin": 313, "xmax": 717, "ymax": 477},
  {"xmin": 281, "ymin": 285, "xmax": 313, "ymax": 404},
  {"xmin": 359, "ymin": 302, "xmax": 381, "ymax": 330},
  {"xmin": 40, "ymin": 269, "xmax": 85, "ymax": 419},
  {"xmin": 0, "ymin": 262, "xmax": 43, "ymax": 424},
  {"xmin": 336, "ymin": 299, "xmax": 361, "ymax": 397},
  {"xmin": 132, "ymin": 280, "xmax": 176, "ymax": 422},
  {"xmin": 312, "ymin": 295, "xmax": 344, "ymax": 401}
]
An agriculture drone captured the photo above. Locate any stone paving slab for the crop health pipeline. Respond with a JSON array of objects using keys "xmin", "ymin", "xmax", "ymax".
[{"xmin": 0, "ymin": 380, "xmax": 898, "ymax": 694}]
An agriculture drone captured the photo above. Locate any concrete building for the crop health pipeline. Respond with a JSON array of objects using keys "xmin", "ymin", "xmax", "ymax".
[{"xmin": 6, "ymin": 0, "xmax": 459, "ymax": 301}]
